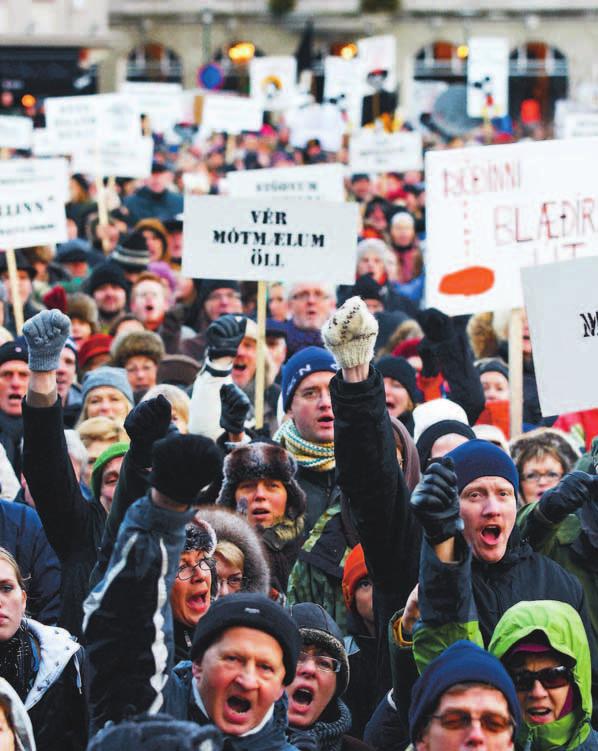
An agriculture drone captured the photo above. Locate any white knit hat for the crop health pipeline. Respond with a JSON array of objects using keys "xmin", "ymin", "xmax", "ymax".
[{"xmin": 413, "ymin": 399, "xmax": 468, "ymax": 444}]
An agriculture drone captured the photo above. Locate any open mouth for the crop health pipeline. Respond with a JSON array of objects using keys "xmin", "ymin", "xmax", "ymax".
[
  {"xmin": 292, "ymin": 687, "xmax": 314, "ymax": 706},
  {"xmin": 317, "ymin": 416, "xmax": 333, "ymax": 424},
  {"xmin": 252, "ymin": 508, "xmax": 270, "ymax": 518},
  {"xmin": 527, "ymin": 707, "xmax": 552, "ymax": 723},
  {"xmin": 186, "ymin": 591, "xmax": 208, "ymax": 613},
  {"xmin": 233, "ymin": 362, "xmax": 247, "ymax": 372},
  {"xmin": 480, "ymin": 525, "xmax": 501, "ymax": 544},
  {"xmin": 226, "ymin": 696, "xmax": 251, "ymax": 715},
  {"xmin": 8, "ymin": 393, "xmax": 22, "ymax": 403}
]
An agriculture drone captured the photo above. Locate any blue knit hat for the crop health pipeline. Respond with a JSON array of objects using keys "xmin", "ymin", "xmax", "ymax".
[
  {"xmin": 446, "ymin": 439, "xmax": 518, "ymax": 494},
  {"xmin": 81, "ymin": 366, "xmax": 134, "ymax": 406},
  {"xmin": 282, "ymin": 346, "xmax": 338, "ymax": 411},
  {"xmin": 409, "ymin": 641, "xmax": 521, "ymax": 742}
]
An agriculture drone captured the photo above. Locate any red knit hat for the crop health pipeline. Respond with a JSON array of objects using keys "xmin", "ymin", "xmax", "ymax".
[
  {"xmin": 392, "ymin": 337, "xmax": 422, "ymax": 360},
  {"xmin": 78, "ymin": 333, "xmax": 113, "ymax": 370},
  {"xmin": 342, "ymin": 544, "xmax": 368, "ymax": 610}
]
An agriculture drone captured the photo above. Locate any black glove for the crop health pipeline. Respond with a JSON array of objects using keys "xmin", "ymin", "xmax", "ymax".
[
  {"xmin": 418, "ymin": 308, "xmax": 455, "ymax": 343},
  {"xmin": 287, "ymin": 728, "xmax": 318, "ymax": 751},
  {"xmin": 417, "ymin": 339, "xmax": 440, "ymax": 378},
  {"xmin": 124, "ymin": 394, "xmax": 173, "ymax": 467},
  {"xmin": 206, "ymin": 314, "xmax": 247, "ymax": 359},
  {"xmin": 538, "ymin": 470, "xmax": 596, "ymax": 524},
  {"xmin": 410, "ymin": 457, "xmax": 463, "ymax": 544},
  {"xmin": 220, "ymin": 383, "xmax": 251, "ymax": 435}
]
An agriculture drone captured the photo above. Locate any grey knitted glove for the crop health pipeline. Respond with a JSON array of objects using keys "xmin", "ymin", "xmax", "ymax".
[
  {"xmin": 321, "ymin": 295, "xmax": 378, "ymax": 368},
  {"xmin": 23, "ymin": 309, "xmax": 71, "ymax": 372}
]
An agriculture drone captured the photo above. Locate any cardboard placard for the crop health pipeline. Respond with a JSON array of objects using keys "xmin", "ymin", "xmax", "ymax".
[
  {"xmin": 425, "ymin": 138, "xmax": 598, "ymax": 315},
  {"xmin": 31, "ymin": 128, "xmax": 65, "ymax": 157},
  {"xmin": 522, "ymin": 256, "xmax": 598, "ymax": 415},
  {"xmin": 227, "ymin": 164, "xmax": 345, "ymax": 202},
  {"xmin": 357, "ymin": 35, "xmax": 397, "ymax": 91},
  {"xmin": 119, "ymin": 82, "xmax": 184, "ymax": 133},
  {"xmin": 71, "ymin": 137, "xmax": 154, "ymax": 178},
  {"xmin": 45, "ymin": 94, "xmax": 141, "ymax": 152},
  {"xmin": 349, "ymin": 130, "xmax": 423, "ymax": 173},
  {"xmin": 323, "ymin": 56, "xmax": 365, "ymax": 128},
  {"xmin": 201, "ymin": 95, "xmax": 263, "ymax": 134},
  {"xmin": 0, "ymin": 183, "xmax": 67, "ymax": 247},
  {"xmin": 562, "ymin": 112, "xmax": 598, "ymax": 139},
  {"xmin": 0, "ymin": 158, "xmax": 69, "ymax": 202},
  {"xmin": 249, "ymin": 57, "xmax": 297, "ymax": 111},
  {"xmin": 467, "ymin": 37, "xmax": 509, "ymax": 118},
  {"xmin": 287, "ymin": 103, "xmax": 346, "ymax": 153},
  {"xmin": 0, "ymin": 116, "xmax": 33, "ymax": 150},
  {"xmin": 182, "ymin": 196, "xmax": 359, "ymax": 283}
]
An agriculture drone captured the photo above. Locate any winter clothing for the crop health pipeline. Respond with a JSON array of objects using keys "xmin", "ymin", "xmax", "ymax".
[
  {"xmin": 90, "ymin": 442, "xmax": 129, "ymax": 501},
  {"xmin": 282, "ymin": 347, "xmax": 339, "ymax": 412},
  {"xmin": 67, "ymin": 292, "xmax": 99, "ymax": 329},
  {"xmin": 0, "ymin": 677, "xmax": 35, "ymax": 751},
  {"xmin": 0, "ymin": 499, "xmax": 60, "ymax": 625},
  {"xmin": 0, "ymin": 339, "xmax": 28, "ymax": 367},
  {"xmin": 284, "ymin": 319, "xmax": 327, "ymax": 360},
  {"xmin": 409, "ymin": 640, "xmax": 521, "ymax": 744},
  {"xmin": 23, "ymin": 309, "xmax": 70, "ymax": 372},
  {"xmin": 110, "ymin": 330, "xmax": 165, "ymax": 368},
  {"xmin": 123, "ymin": 185, "xmax": 184, "ymax": 225},
  {"xmin": 510, "ymin": 428, "xmax": 580, "ymax": 481},
  {"xmin": 342, "ymin": 544, "xmax": 367, "ymax": 611},
  {"xmin": 322, "ymin": 296, "xmax": 378, "ymax": 371},
  {"xmin": 0, "ymin": 410, "xmax": 24, "ymax": 477},
  {"xmin": 275, "ymin": 420, "xmax": 335, "ymax": 474},
  {"xmin": 416, "ymin": 419, "xmax": 476, "ymax": 469},
  {"xmin": 111, "ymin": 232, "xmax": 150, "ymax": 271},
  {"xmin": 446, "ymin": 438, "xmax": 519, "ymax": 493},
  {"xmin": 344, "ymin": 612, "xmax": 378, "ymax": 743},
  {"xmin": 287, "ymin": 698, "xmax": 358, "ymax": 751},
  {"xmin": 81, "ymin": 366, "xmax": 134, "ymax": 406},
  {"xmin": 77, "ymin": 334, "xmax": 112, "ymax": 371},
  {"xmin": 85, "ymin": 261, "xmax": 128, "ymax": 297},
  {"xmin": 413, "ymin": 398, "xmax": 469, "ymax": 443},
  {"xmin": 476, "ymin": 358, "xmax": 509, "ymax": 381},
  {"xmin": 158, "ymin": 354, "xmax": 201, "ymax": 388},
  {"xmin": 0, "ymin": 250, "xmax": 35, "ymax": 279}
]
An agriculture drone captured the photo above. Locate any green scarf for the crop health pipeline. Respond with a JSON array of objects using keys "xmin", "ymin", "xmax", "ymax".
[{"xmin": 274, "ymin": 420, "xmax": 335, "ymax": 472}]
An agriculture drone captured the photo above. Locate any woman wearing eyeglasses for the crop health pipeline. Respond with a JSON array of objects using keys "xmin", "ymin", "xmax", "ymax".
[{"xmin": 490, "ymin": 600, "xmax": 597, "ymax": 750}]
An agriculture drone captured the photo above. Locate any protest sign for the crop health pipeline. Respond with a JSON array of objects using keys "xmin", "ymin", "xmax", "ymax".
[
  {"xmin": 71, "ymin": 137, "xmax": 154, "ymax": 178},
  {"xmin": 32, "ymin": 128, "xmax": 65, "ymax": 157},
  {"xmin": 287, "ymin": 103, "xmax": 346, "ymax": 153},
  {"xmin": 249, "ymin": 57, "xmax": 297, "ymax": 111},
  {"xmin": 119, "ymin": 82, "xmax": 184, "ymax": 132},
  {"xmin": 0, "ymin": 158, "xmax": 69, "ymax": 202},
  {"xmin": 349, "ymin": 130, "xmax": 423, "ymax": 173},
  {"xmin": 323, "ymin": 56, "xmax": 365, "ymax": 128},
  {"xmin": 227, "ymin": 164, "xmax": 345, "ymax": 202},
  {"xmin": 522, "ymin": 256, "xmax": 598, "ymax": 415},
  {"xmin": 0, "ymin": 116, "xmax": 33, "ymax": 150},
  {"xmin": 467, "ymin": 37, "xmax": 509, "ymax": 118},
  {"xmin": 45, "ymin": 94, "xmax": 141, "ymax": 152},
  {"xmin": 425, "ymin": 138, "xmax": 598, "ymax": 316},
  {"xmin": 0, "ymin": 183, "xmax": 67, "ymax": 248},
  {"xmin": 357, "ymin": 35, "xmax": 397, "ymax": 91},
  {"xmin": 201, "ymin": 95, "xmax": 263, "ymax": 134},
  {"xmin": 182, "ymin": 196, "xmax": 359, "ymax": 284},
  {"xmin": 562, "ymin": 112, "xmax": 598, "ymax": 139}
]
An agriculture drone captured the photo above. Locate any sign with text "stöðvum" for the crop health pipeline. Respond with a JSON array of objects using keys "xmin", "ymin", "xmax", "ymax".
[
  {"xmin": 227, "ymin": 164, "xmax": 345, "ymax": 202},
  {"xmin": 425, "ymin": 137, "xmax": 598, "ymax": 315},
  {"xmin": 182, "ymin": 196, "xmax": 359, "ymax": 283}
]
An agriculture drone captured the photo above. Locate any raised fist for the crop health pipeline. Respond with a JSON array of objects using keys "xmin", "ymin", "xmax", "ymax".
[{"xmin": 321, "ymin": 296, "xmax": 378, "ymax": 369}]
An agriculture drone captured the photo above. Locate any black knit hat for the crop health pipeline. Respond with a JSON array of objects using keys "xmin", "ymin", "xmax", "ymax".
[
  {"xmin": 111, "ymin": 231, "xmax": 150, "ymax": 271},
  {"xmin": 0, "ymin": 338, "xmax": 28, "ymax": 368},
  {"xmin": 476, "ymin": 358, "xmax": 509, "ymax": 381},
  {"xmin": 352, "ymin": 273, "xmax": 386, "ymax": 304},
  {"xmin": 0, "ymin": 249, "xmax": 35, "ymax": 280},
  {"xmin": 217, "ymin": 442, "xmax": 306, "ymax": 521},
  {"xmin": 377, "ymin": 355, "xmax": 423, "ymax": 404},
  {"xmin": 191, "ymin": 593, "xmax": 301, "ymax": 685},
  {"xmin": 87, "ymin": 712, "xmax": 223, "ymax": 751},
  {"xmin": 416, "ymin": 419, "xmax": 476, "ymax": 468},
  {"xmin": 149, "ymin": 433, "xmax": 223, "ymax": 503},
  {"xmin": 86, "ymin": 261, "xmax": 129, "ymax": 296},
  {"xmin": 198, "ymin": 279, "xmax": 240, "ymax": 307},
  {"xmin": 290, "ymin": 603, "xmax": 350, "ymax": 697}
]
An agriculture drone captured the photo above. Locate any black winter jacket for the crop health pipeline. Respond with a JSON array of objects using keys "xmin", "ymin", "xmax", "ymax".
[{"xmin": 297, "ymin": 466, "xmax": 338, "ymax": 536}]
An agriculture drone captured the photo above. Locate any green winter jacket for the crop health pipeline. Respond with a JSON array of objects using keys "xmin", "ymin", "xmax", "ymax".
[{"xmin": 517, "ymin": 502, "xmax": 598, "ymax": 644}]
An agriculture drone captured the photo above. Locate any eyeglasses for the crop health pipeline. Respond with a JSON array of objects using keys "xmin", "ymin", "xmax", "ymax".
[
  {"xmin": 291, "ymin": 290, "xmax": 330, "ymax": 302},
  {"xmin": 217, "ymin": 574, "xmax": 245, "ymax": 592},
  {"xmin": 510, "ymin": 665, "xmax": 573, "ymax": 692},
  {"xmin": 297, "ymin": 651, "xmax": 341, "ymax": 673},
  {"xmin": 176, "ymin": 558, "xmax": 213, "ymax": 580},
  {"xmin": 521, "ymin": 471, "xmax": 562, "ymax": 483},
  {"xmin": 430, "ymin": 710, "xmax": 513, "ymax": 734}
]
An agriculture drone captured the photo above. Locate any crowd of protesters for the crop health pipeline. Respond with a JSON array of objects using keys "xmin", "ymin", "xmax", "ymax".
[{"xmin": 0, "ymin": 104, "xmax": 595, "ymax": 751}]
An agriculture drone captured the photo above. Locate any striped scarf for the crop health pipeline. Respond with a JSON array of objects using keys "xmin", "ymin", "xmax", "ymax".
[{"xmin": 274, "ymin": 419, "xmax": 335, "ymax": 472}]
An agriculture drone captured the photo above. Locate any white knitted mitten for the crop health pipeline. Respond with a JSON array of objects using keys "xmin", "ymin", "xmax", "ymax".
[{"xmin": 321, "ymin": 296, "xmax": 378, "ymax": 369}]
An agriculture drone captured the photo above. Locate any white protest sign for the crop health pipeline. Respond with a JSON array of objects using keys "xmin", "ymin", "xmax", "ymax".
[
  {"xmin": 287, "ymin": 103, "xmax": 346, "ymax": 152},
  {"xmin": 45, "ymin": 94, "xmax": 141, "ymax": 152},
  {"xmin": 227, "ymin": 164, "xmax": 345, "ymax": 202},
  {"xmin": 71, "ymin": 137, "xmax": 154, "ymax": 178},
  {"xmin": 357, "ymin": 35, "xmax": 397, "ymax": 91},
  {"xmin": 323, "ymin": 56, "xmax": 365, "ymax": 128},
  {"xmin": 119, "ymin": 82, "xmax": 184, "ymax": 132},
  {"xmin": 249, "ymin": 57, "xmax": 297, "ymax": 111},
  {"xmin": 522, "ymin": 256, "xmax": 598, "ymax": 415},
  {"xmin": 349, "ymin": 130, "xmax": 423, "ymax": 173},
  {"xmin": 201, "ymin": 95, "xmax": 263, "ymax": 134},
  {"xmin": 182, "ymin": 196, "xmax": 359, "ymax": 283},
  {"xmin": 562, "ymin": 112, "xmax": 598, "ymax": 139},
  {"xmin": 0, "ymin": 184, "xmax": 67, "ymax": 247},
  {"xmin": 0, "ymin": 116, "xmax": 33, "ymax": 150},
  {"xmin": 425, "ymin": 138, "xmax": 598, "ymax": 316},
  {"xmin": 467, "ymin": 37, "xmax": 509, "ymax": 118},
  {"xmin": 0, "ymin": 158, "xmax": 69, "ymax": 202},
  {"xmin": 32, "ymin": 128, "xmax": 66, "ymax": 157}
]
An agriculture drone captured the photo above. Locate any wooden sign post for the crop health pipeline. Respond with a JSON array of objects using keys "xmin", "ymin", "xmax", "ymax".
[
  {"xmin": 508, "ymin": 307, "xmax": 523, "ymax": 438},
  {"xmin": 254, "ymin": 281, "xmax": 268, "ymax": 429}
]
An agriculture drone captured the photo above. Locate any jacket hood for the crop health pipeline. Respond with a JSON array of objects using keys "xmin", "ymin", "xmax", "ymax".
[
  {"xmin": 489, "ymin": 600, "xmax": 592, "ymax": 750},
  {"xmin": 195, "ymin": 506, "xmax": 270, "ymax": 595},
  {"xmin": 0, "ymin": 677, "xmax": 35, "ymax": 751}
]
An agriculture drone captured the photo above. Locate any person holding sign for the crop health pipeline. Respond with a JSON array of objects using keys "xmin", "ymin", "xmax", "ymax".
[{"xmin": 0, "ymin": 252, "xmax": 42, "ymax": 336}]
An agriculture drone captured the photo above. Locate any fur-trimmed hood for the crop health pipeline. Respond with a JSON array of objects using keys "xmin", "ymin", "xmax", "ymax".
[
  {"xmin": 195, "ymin": 506, "xmax": 270, "ymax": 595},
  {"xmin": 216, "ymin": 442, "xmax": 306, "ymax": 521}
]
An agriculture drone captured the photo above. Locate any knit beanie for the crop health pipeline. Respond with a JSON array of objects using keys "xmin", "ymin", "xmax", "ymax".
[
  {"xmin": 91, "ymin": 442, "xmax": 129, "ymax": 500},
  {"xmin": 0, "ymin": 339, "xmax": 28, "ymax": 368},
  {"xmin": 111, "ymin": 232, "xmax": 150, "ymax": 271},
  {"xmin": 110, "ymin": 330, "xmax": 165, "ymax": 368},
  {"xmin": 67, "ymin": 292, "xmax": 99, "ymax": 328},
  {"xmin": 413, "ymin": 398, "xmax": 469, "ymax": 444},
  {"xmin": 446, "ymin": 439, "xmax": 519, "ymax": 494},
  {"xmin": 0, "ymin": 250, "xmax": 35, "ymax": 279},
  {"xmin": 416, "ymin": 420, "xmax": 476, "ymax": 469},
  {"xmin": 78, "ymin": 334, "xmax": 113, "ymax": 371},
  {"xmin": 352, "ymin": 274, "xmax": 385, "ymax": 303},
  {"xmin": 199, "ymin": 279, "xmax": 240, "ymax": 307},
  {"xmin": 217, "ymin": 442, "xmax": 306, "ymax": 520},
  {"xmin": 342, "ymin": 544, "xmax": 368, "ymax": 610},
  {"xmin": 290, "ymin": 602, "xmax": 350, "ymax": 697},
  {"xmin": 282, "ymin": 346, "xmax": 338, "ymax": 411},
  {"xmin": 81, "ymin": 366, "xmax": 134, "ymax": 406},
  {"xmin": 191, "ymin": 593, "xmax": 301, "ymax": 685},
  {"xmin": 477, "ymin": 359, "xmax": 509, "ymax": 381},
  {"xmin": 356, "ymin": 238, "xmax": 387, "ymax": 263},
  {"xmin": 392, "ymin": 337, "xmax": 421, "ymax": 360},
  {"xmin": 409, "ymin": 641, "xmax": 521, "ymax": 743},
  {"xmin": 377, "ymin": 355, "xmax": 422, "ymax": 405},
  {"xmin": 86, "ymin": 261, "xmax": 129, "ymax": 296},
  {"xmin": 86, "ymin": 712, "xmax": 223, "ymax": 751},
  {"xmin": 149, "ymin": 433, "xmax": 223, "ymax": 504}
]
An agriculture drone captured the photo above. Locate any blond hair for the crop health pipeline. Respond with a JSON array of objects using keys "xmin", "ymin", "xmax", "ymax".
[
  {"xmin": 215, "ymin": 541, "xmax": 245, "ymax": 571},
  {"xmin": 142, "ymin": 384, "xmax": 190, "ymax": 432},
  {"xmin": 77, "ymin": 417, "xmax": 129, "ymax": 448},
  {"xmin": 0, "ymin": 548, "xmax": 27, "ymax": 591}
]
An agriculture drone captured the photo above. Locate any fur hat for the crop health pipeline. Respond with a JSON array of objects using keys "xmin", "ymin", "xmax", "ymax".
[
  {"xmin": 67, "ymin": 292, "xmax": 99, "ymax": 328},
  {"xmin": 110, "ymin": 330, "xmax": 165, "ymax": 368},
  {"xmin": 216, "ymin": 442, "xmax": 306, "ymax": 522}
]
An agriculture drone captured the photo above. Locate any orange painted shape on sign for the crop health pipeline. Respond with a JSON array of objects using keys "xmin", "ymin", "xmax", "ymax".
[{"xmin": 438, "ymin": 266, "xmax": 495, "ymax": 296}]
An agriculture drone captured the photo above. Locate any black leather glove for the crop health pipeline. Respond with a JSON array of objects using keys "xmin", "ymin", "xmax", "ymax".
[
  {"xmin": 124, "ymin": 394, "xmax": 172, "ymax": 467},
  {"xmin": 418, "ymin": 308, "xmax": 455, "ymax": 343},
  {"xmin": 287, "ymin": 728, "xmax": 318, "ymax": 751},
  {"xmin": 410, "ymin": 457, "xmax": 463, "ymax": 544},
  {"xmin": 220, "ymin": 383, "xmax": 251, "ymax": 435},
  {"xmin": 538, "ymin": 470, "xmax": 596, "ymax": 524},
  {"xmin": 206, "ymin": 314, "xmax": 247, "ymax": 359}
]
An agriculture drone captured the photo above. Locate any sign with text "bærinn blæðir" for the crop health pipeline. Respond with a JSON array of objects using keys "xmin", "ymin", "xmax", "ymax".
[{"xmin": 182, "ymin": 196, "xmax": 359, "ymax": 283}]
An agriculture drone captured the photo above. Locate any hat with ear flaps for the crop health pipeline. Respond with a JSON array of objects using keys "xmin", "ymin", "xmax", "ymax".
[{"xmin": 216, "ymin": 442, "xmax": 306, "ymax": 521}]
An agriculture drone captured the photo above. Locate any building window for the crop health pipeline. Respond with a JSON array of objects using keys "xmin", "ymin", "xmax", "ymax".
[{"xmin": 126, "ymin": 43, "xmax": 183, "ymax": 83}]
